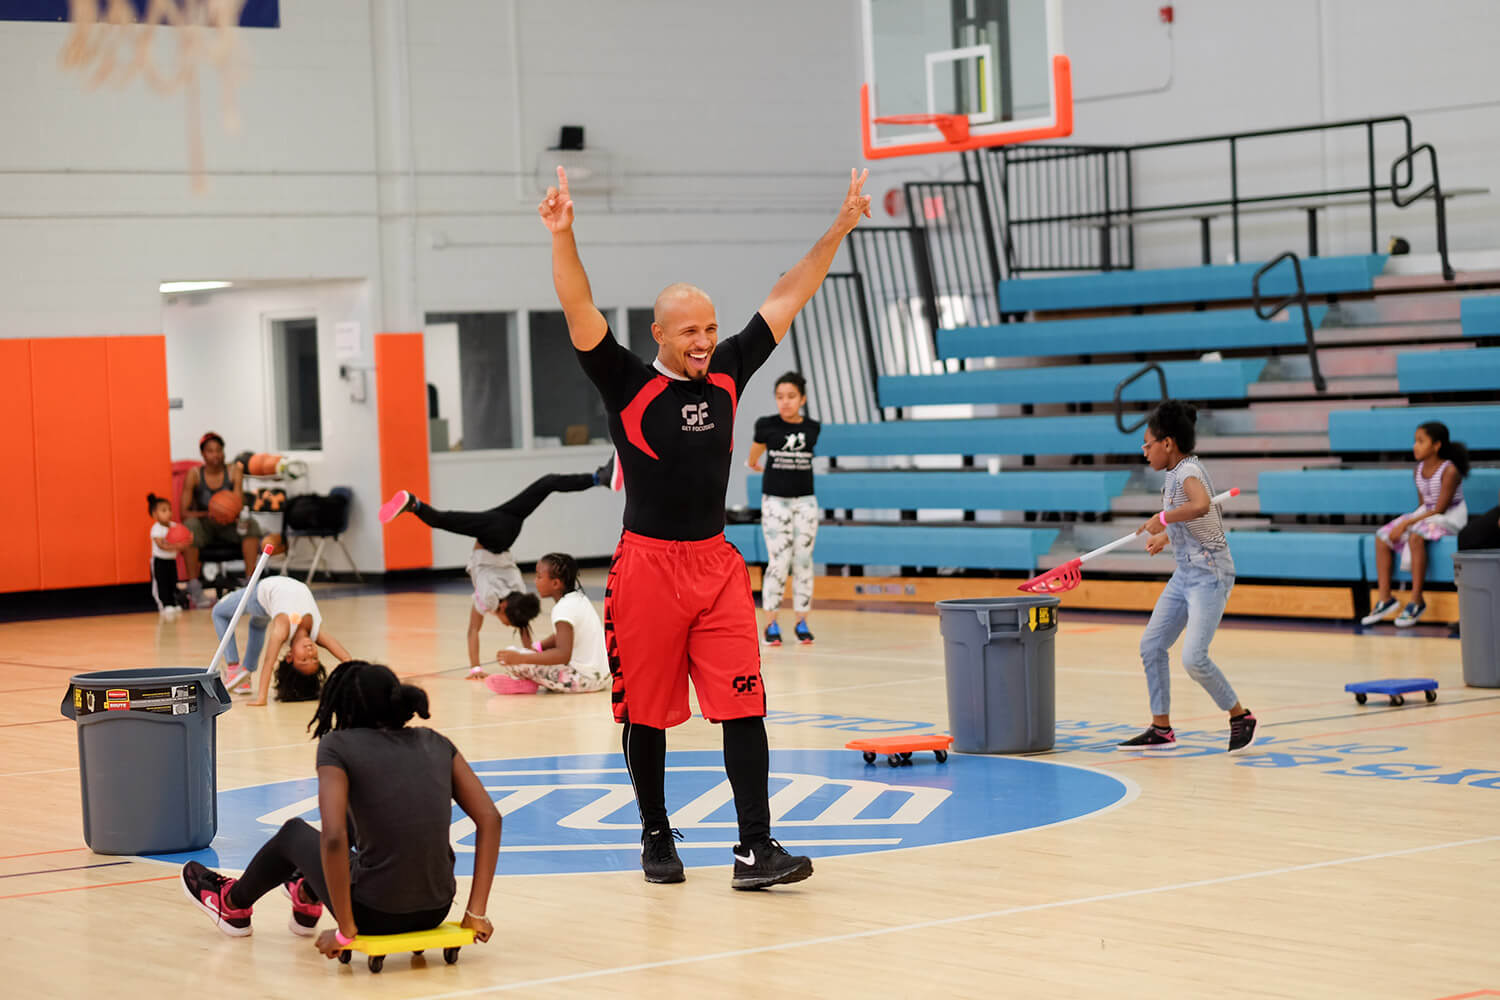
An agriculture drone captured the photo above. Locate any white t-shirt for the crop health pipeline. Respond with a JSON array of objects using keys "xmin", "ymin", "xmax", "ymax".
[
  {"xmin": 552, "ymin": 590, "xmax": 607, "ymax": 684},
  {"xmin": 256, "ymin": 576, "xmax": 322, "ymax": 640},
  {"xmin": 467, "ymin": 546, "xmax": 525, "ymax": 615},
  {"xmin": 150, "ymin": 522, "xmax": 174, "ymax": 560}
]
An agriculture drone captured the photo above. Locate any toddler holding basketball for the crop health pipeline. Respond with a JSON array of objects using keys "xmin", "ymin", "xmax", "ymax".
[
  {"xmin": 1119, "ymin": 400, "xmax": 1257, "ymax": 755},
  {"xmin": 147, "ymin": 493, "xmax": 191, "ymax": 617}
]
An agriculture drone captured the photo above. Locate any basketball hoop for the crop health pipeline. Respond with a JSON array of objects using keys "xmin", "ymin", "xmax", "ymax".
[
  {"xmin": 59, "ymin": 0, "xmax": 249, "ymax": 193},
  {"xmin": 872, "ymin": 113, "xmax": 971, "ymax": 145}
]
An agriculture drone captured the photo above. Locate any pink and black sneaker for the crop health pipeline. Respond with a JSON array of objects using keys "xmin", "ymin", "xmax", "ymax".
[
  {"xmin": 281, "ymin": 877, "xmax": 324, "ymax": 936},
  {"xmin": 378, "ymin": 489, "xmax": 417, "ymax": 524},
  {"xmin": 181, "ymin": 860, "xmax": 253, "ymax": 937},
  {"xmin": 1116, "ymin": 725, "xmax": 1177, "ymax": 751}
]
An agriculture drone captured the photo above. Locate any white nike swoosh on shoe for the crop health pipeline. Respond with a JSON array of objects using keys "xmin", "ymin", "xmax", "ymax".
[{"xmin": 733, "ymin": 850, "xmax": 755, "ymax": 866}]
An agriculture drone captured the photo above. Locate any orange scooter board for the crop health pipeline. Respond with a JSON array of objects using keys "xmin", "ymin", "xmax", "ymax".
[{"xmin": 845, "ymin": 734, "xmax": 953, "ymax": 767}]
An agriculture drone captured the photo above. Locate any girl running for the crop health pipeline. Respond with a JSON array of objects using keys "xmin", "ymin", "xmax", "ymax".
[
  {"xmin": 211, "ymin": 575, "xmax": 351, "ymax": 705},
  {"xmin": 746, "ymin": 371, "xmax": 821, "ymax": 646},
  {"xmin": 180, "ymin": 661, "xmax": 501, "ymax": 952},
  {"xmin": 490, "ymin": 552, "xmax": 609, "ymax": 693},
  {"xmin": 1119, "ymin": 400, "xmax": 1256, "ymax": 755},
  {"xmin": 1362, "ymin": 420, "xmax": 1470, "ymax": 628},
  {"xmin": 380, "ymin": 461, "xmax": 613, "ymax": 675}
]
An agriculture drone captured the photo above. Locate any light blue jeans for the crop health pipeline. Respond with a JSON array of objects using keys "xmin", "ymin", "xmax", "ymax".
[
  {"xmin": 1139, "ymin": 556, "xmax": 1239, "ymax": 717},
  {"xmin": 212, "ymin": 586, "xmax": 270, "ymax": 672}
]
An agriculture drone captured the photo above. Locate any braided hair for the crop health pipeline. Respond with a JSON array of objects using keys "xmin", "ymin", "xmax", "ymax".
[
  {"xmin": 309, "ymin": 661, "xmax": 430, "ymax": 738},
  {"xmin": 538, "ymin": 552, "xmax": 582, "ymax": 596}
]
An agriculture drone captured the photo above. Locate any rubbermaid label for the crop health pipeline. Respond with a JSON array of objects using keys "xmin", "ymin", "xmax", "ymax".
[{"xmin": 73, "ymin": 683, "xmax": 198, "ymax": 717}]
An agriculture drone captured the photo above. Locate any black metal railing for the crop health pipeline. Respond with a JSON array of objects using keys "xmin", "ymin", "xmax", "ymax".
[
  {"xmin": 903, "ymin": 180, "xmax": 1004, "ymax": 327},
  {"xmin": 1252, "ymin": 251, "xmax": 1326, "ymax": 393},
  {"xmin": 787, "ymin": 273, "xmax": 883, "ymax": 425},
  {"xmin": 1113, "ymin": 363, "xmax": 1168, "ymax": 434},
  {"xmin": 1391, "ymin": 142, "xmax": 1455, "ymax": 281},
  {"xmin": 985, "ymin": 116, "xmax": 1434, "ymax": 275},
  {"xmin": 845, "ymin": 227, "xmax": 945, "ymax": 377}
]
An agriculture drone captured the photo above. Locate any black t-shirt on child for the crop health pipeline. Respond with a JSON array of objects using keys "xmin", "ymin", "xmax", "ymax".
[
  {"xmin": 754, "ymin": 415, "xmax": 820, "ymax": 498},
  {"xmin": 575, "ymin": 313, "xmax": 777, "ymax": 540}
]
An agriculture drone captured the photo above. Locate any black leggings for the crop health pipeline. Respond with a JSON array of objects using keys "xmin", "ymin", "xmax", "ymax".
[
  {"xmin": 414, "ymin": 473, "xmax": 596, "ymax": 554},
  {"xmin": 226, "ymin": 818, "xmax": 450, "ymax": 935},
  {"xmin": 622, "ymin": 714, "xmax": 771, "ymax": 846}
]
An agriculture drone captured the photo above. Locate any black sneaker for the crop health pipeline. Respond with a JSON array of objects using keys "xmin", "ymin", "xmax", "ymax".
[
  {"xmin": 595, "ymin": 452, "xmax": 623, "ymax": 492},
  {"xmin": 1393, "ymin": 601, "xmax": 1426, "ymax": 628},
  {"xmin": 794, "ymin": 621, "xmax": 814, "ymax": 645},
  {"xmin": 641, "ymin": 827, "xmax": 685, "ymax": 884},
  {"xmin": 181, "ymin": 860, "xmax": 253, "ymax": 937},
  {"xmin": 1116, "ymin": 726, "xmax": 1177, "ymax": 751},
  {"xmin": 1228, "ymin": 711, "xmax": 1258, "ymax": 754},
  {"xmin": 731, "ymin": 838, "xmax": 813, "ymax": 890}
]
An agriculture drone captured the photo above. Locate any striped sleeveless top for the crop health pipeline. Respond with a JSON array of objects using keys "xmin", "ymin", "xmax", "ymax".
[
  {"xmin": 1416, "ymin": 459, "xmax": 1463, "ymax": 511},
  {"xmin": 1162, "ymin": 456, "xmax": 1230, "ymax": 562}
]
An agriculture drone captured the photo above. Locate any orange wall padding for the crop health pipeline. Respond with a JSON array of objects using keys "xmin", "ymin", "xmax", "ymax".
[
  {"xmin": 375, "ymin": 332, "xmax": 433, "ymax": 570},
  {"xmin": 0, "ymin": 335, "xmax": 173, "ymax": 594},
  {"xmin": 107, "ymin": 337, "xmax": 172, "ymax": 585},
  {"xmin": 31, "ymin": 338, "xmax": 117, "ymax": 590},
  {"xmin": 0, "ymin": 341, "xmax": 41, "ymax": 593}
]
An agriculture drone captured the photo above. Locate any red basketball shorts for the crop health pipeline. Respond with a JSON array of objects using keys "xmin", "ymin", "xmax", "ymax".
[{"xmin": 604, "ymin": 531, "xmax": 765, "ymax": 729}]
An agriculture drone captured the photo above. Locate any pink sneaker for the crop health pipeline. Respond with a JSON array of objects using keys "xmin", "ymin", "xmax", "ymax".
[
  {"xmin": 379, "ymin": 490, "xmax": 414, "ymax": 524},
  {"xmin": 181, "ymin": 861, "xmax": 253, "ymax": 937},
  {"xmin": 223, "ymin": 664, "xmax": 251, "ymax": 694},
  {"xmin": 486, "ymin": 673, "xmax": 540, "ymax": 695},
  {"xmin": 281, "ymin": 878, "xmax": 324, "ymax": 936}
]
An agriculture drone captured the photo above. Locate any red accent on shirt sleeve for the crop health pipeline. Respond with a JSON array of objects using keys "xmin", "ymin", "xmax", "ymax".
[
  {"xmin": 707, "ymin": 372, "xmax": 737, "ymax": 414},
  {"xmin": 620, "ymin": 376, "xmax": 669, "ymax": 460}
]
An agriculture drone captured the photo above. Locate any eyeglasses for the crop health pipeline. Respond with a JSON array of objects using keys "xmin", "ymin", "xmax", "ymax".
[{"xmin": 1141, "ymin": 438, "xmax": 1161, "ymax": 452}]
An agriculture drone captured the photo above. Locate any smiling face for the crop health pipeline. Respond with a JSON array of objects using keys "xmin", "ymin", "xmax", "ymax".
[
  {"xmin": 288, "ymin": 635, "xmax": 320, "ymax": 675},
  {"xmin": 653, "ymin": 284, "xmax": 717, "ymax": 381}
]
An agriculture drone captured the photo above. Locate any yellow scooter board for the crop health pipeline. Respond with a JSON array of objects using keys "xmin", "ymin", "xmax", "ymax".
[{"xmin": 337, "ymin": 921, "xmax": 476, "ymax": 973}]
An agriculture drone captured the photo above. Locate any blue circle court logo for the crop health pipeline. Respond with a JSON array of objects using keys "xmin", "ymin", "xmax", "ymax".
[{"xmin": 147, "ymin": 749, "xmax": 1133, "ymax": 875}]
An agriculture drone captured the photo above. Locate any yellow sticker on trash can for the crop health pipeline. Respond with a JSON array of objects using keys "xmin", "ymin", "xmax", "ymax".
[{"xmin": 1028, "ymin": 606, "xmax": 1057, "ymax": 632}]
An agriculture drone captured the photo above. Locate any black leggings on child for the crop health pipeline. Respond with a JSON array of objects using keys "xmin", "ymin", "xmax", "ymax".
[
  {"xmin": 413, "ymin": 473, "xmax": 596, "ymax": 554},
  {"xmin": 225, "ymin": 818, "xmax": 450, "ymax": 935}
]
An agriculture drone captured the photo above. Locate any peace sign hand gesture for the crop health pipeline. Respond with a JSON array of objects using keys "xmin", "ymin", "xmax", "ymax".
[
  {"xmin": 835, "ymin": 168, "xmax": 873, "ymax": 234},
  {"xmin": 538, "ymin": 166, "xmax": 574, "ymax": 234}
]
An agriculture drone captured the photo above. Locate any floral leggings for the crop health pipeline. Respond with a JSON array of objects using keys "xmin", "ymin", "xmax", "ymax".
[{"xmin": 760, "ymin": 494, "xmax": 818, "ymax": 614}]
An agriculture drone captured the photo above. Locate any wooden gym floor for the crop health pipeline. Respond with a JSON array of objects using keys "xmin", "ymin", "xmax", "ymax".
[{"xmin": 1, "ymin": 576, "xmax": 1496, "ymax": 999}]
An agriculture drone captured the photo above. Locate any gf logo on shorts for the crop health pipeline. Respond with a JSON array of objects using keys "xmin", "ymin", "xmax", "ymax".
[
  {"xmin": 681, "ymin": 402, "xmax": 714, "ymax": 432},
  {"xmin": 732, "ymin": 673, "xmax": 760, "ymax": 695}
]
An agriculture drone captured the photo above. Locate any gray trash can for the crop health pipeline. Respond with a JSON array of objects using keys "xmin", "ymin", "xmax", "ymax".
[
  {"xmin": 936, "ymin": 595, "xmax": 1060, "ymax": 753},
  {"xmin": 1454, "ymin": 551, "xmax": 1500, "ymax": 688},
  {"xmin": 59, "ymin": 668, "xmax": 231, "ymax": 854}
]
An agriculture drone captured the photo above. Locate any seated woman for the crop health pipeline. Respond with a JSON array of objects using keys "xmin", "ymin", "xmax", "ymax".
[
  {"xmin": 181, "ymin": 661, "xmax": 501, "ymax": 951},
  {"xmin": 211, "ymin": 575, "xmax": 351, "ymax": 705},
  {"xmin": 490, "ymin": 553, "xmax": 609, "ymax": 693}
]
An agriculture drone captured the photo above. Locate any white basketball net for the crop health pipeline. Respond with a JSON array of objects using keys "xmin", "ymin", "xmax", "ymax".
[{"xmin": 60, "ymin": 0, "xmax": 249, "ymax": 191}]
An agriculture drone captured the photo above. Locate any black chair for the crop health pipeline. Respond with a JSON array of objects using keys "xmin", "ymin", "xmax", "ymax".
[{"xmin": 281, "ymin": 487, "xmax": 362, "ymax": 583}]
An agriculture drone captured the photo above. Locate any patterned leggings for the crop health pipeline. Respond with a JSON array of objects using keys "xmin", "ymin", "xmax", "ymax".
[
  {"xmin": 497, "ymin": 662, "xmax": 609, "ymax": 693},
  {"xmin": 761, "ymin": 494, "xmax": 818, "ymax": 614}
]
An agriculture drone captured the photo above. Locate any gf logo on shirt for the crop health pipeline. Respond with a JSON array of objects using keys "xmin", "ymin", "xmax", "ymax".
[{"xmin": 681, "ymin": 402, "xmax": 714, "ymax": 432}]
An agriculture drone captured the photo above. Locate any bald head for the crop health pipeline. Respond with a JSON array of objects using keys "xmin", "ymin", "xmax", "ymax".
[
  {"xmin": 653, "ymin": 282, "xmax": 714, "ymax": 325},
  {"xmin": 652, "ymin": 282, "xmax": 718, "ymax": 380}
]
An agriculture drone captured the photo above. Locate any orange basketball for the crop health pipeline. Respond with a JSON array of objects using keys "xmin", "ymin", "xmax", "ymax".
[
  {"xmin": 248, "ymin": 453, "xmax": 284, "ymax": 476},
  {"xmin": 165, "ymin": 522, "xmax": 191, "ymax": 546},
  {"xmin": 208, "ymin": 491, "xmax": 243, "ymax": 525}
]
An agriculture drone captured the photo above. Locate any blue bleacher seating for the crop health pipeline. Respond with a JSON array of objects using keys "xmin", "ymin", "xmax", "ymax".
[
  {"xmin": 1460, "ymin": 296, "xmax": 1500, "ymax": 336},
  {"xmin": 1360, "ymin": 534, "xmax": 1457, "ymax": 583},
  {"xmin": 745, "ymin": 470, "xmax": 1131, "ymax": 511},
  {"xmin": 818, "ymin": 415, "xmax": 1141, "ymax": 458},
  {"xmin": 1397, "ymin": 347, "xmax": 1500, "ymax": 394},
  {"xmin": 1328, "ymin": 405, "xmax": 1500, "ymax": 452},
  {"xmin": 937, "ymin": 308, "xmax": 1326, "ymax": 361},
  {"xmin": 1259, "ymin": 468, "xmax": 1500, "ymax": 515},
  {"xmin": 729, "ymin": 522, "xmax": 1058, "ymax": 572},
  {"xmin": 1226, "ymin": 531, "xmax": 1366, "ymax": 581},
  {"xmin": 997, "ymin": 255, "xmax": 1386, "ymax": 313},
  {"xmin": 878, "ymin": 359, "xmax": 1266, "ymax": 408}
]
